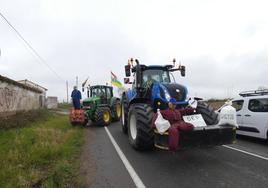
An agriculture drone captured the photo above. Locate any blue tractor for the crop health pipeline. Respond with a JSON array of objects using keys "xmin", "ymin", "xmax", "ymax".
[{"xmin": 121, "ymin": 59, "xmax": 236, "ymax": 150}]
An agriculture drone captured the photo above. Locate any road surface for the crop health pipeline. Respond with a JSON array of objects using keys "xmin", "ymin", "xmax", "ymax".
[{"xmin": 81, "ymin": 122, "xmax": 268, "ymax": 188}]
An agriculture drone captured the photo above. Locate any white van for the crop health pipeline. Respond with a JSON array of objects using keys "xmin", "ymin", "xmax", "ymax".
[{"xmin": 231, "ymin": 90, "xmax": 268, "ymax": 140}]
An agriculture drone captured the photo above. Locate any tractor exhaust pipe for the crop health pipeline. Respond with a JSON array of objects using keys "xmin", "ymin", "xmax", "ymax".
[{"xmin": 135, "ymin": 59, "xmax": 144, "ymax": 98}]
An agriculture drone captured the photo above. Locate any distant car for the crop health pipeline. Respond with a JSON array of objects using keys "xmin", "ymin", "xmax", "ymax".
[{"xmin": 231, "ymin": 90, "xmax": 268, "ymax": 140}]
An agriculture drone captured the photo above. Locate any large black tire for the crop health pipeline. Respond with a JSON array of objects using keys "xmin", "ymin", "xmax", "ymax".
[
  {"xmin": 128, "ymin": 103, "xmax": 154, "ymax": 150},
  {"xmin": 111, "ymin": 99, "xmax": 121, "ymax": 121},
  {"xmin": 121, "ymin": 94, "xmax": 128, "ymax": 134},
  {"xmin": 196, "ymin": 101, "xmax": 219, "ymax": 125},
  {"xmin": 94, "ymin": 107, "xmax": 112, "ymax": 126}
]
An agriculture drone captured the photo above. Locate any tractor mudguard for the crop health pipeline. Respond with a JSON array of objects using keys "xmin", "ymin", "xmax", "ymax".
[
  {"xmin": 129, "ymin": 97, "xmax": 150, "ymax": 106},
  {"xmin": 126, "ymin": 90, "xmax": 135, "ymax": 102},
  {"xmin": 109, "ymin": 97, "xmax": 120, "ymax": 107}
]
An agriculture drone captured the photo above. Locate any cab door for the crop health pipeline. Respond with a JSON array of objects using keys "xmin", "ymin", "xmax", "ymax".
[
  {"xmin": 243, "ymin": 98, "xmax": 268, "ymax": 139},
  {"xmin": 232, "ymin": 99, "xmax": 251, "ymax": 137},
  {"xmin": 232, "ymin": 100, "xmax": 244, "ymax": 125}
]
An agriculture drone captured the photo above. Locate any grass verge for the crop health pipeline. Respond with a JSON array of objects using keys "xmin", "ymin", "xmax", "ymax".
[
  {"xmin": 0, "ymin": 109, "xmax": 51, "ymax": 130},
  {"xmin": 57, "ymin": 103, "xmax": 72, "ymax": 110},
  {"xmin": 0, "ymin": 112, "xmax": 84, "ymax": 188}
]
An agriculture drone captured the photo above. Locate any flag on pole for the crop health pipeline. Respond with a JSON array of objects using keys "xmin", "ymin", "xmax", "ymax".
[
  {"xmin": 82, "ymin": 77, "xmax": 89, "ymax": 87},
  {"xmin": 111, "ymin": 71, "xmax": 123, "ymax": 88}
]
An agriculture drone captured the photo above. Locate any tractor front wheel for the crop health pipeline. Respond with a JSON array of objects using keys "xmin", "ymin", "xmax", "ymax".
[
  {"xmin": 128, "ymin": 103, "xmax": 154, "ymax": 150},
  {"xmin": 196, "ymin": 101, "xmax": 219, "ymax": 125},
  {"xmin": 111, "ymin": 100, "xmax": 121, "ymax": 121},
  {"xmin": 121, "ymin": 95, "xmax": 128, "ymax": 134},
  {"xmin": 94, "ymin": 107, "xmax": 112, "ymax": 126}
]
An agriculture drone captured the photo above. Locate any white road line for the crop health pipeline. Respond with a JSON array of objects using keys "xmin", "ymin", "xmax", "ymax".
[
  {"xmin": 223, "ymin": 145, "xmax": 268, "ymax": 161},
  {"xmin": 104, "ymin": 126, "xmax": 146, "ymax": 188}
]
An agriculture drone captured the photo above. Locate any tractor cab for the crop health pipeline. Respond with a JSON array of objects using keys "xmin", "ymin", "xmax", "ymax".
[
  {"xmin": 142, "ymin": 66, "xmax": 172, "ymax": 84},
  {"xmin": 89, "ymin": 85, "xmax": 113, "ymax": 104},
  {"xmin": 124, "ymin": 59, "xmax": 188, "ymax": 111}
]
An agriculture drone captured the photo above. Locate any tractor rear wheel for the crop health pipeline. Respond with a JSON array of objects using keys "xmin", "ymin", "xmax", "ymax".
[
  {"xmin": 121, "ymin": 95, "xmax": 128, "ymax": 134},
  {"xmin": 94, "ymin": 107, "xmax": 112, "ymax": 126},
  {"xmin": 111, "ymin": 100, "xmax": 121, "ymax": 121},
  {"xmin": 128, "ymin": 103, "xmax": 154, "ymax": 150},
  {"xmin": 196, "ymin": 101, "xmax": 219, "ymax": 125}
]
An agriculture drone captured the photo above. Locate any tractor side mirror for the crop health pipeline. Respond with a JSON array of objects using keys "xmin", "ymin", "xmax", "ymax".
[
  {"xmin": 181, "ymin": 66, "xmax": 186, "ymax": 77},
  {"xmin": 125, "ymin": 65, "xmax": 131, "ymax": 77}
]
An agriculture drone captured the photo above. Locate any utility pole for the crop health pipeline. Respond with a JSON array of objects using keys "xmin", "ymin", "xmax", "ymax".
[
  {"xmin": 66, "ymin": 81, "xmax": 69, "ymax": 103},
  {"xmin": 76, "ymin": 76, "xmax": 78, "ymax": 88}
]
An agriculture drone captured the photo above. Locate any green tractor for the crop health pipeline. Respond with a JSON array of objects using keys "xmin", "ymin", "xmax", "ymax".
[{"xmin": 82, "ymin": 85, "xmax": 121, "ymax": 126}]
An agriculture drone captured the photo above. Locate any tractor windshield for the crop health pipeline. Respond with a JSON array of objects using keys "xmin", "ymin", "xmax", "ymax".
[
  {"xmin": 142, "ymin": 69, "xmax": 171, "ymax": 84},
  {"xmin": 90, "ymin": 87, "xmax": 106, "ymax": 98}
]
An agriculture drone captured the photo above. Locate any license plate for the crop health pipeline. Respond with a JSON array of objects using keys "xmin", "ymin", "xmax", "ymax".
[{"xmin": 183, "ymin": 114, "xmax": 207, "ymax": 127}]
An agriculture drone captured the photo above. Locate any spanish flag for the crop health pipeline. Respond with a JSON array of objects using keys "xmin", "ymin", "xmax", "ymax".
[{"xmin": 111, "ymin": 71, "xmax": 123, "ymax": 88}]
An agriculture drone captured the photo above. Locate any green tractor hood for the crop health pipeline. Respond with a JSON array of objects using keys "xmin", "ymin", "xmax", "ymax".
[{"xmin": 82, "ymin": 96, "xmax": 100, "ymax": 105}]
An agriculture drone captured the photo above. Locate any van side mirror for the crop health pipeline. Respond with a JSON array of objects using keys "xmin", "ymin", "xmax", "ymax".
[
  {"xmin": 181, "ymin": 66, "xmax": 186, "ymax": 77},
  {"xmin": 125, "ymin": 65, "xmax": 131, "ymax": 77}
]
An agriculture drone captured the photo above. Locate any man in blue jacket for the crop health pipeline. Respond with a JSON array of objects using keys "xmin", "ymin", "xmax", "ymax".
[{"xmin": 71, "ymin": 86, "xmax": 82, "ymax": 109}]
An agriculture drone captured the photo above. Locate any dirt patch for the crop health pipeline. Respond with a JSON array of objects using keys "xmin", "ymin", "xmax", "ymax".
[
  {"xmin": 79, "ymin": 128, "xmax": 97, "ymax": 187},
  {"xmin": 207, "ymin": 101, "xmax": 225, "ymax": 110}
]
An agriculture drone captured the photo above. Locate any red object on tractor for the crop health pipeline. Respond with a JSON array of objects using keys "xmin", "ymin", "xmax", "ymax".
[
  {"xmin": 152, "ymin": 108, "xmax": 194, "ymax": 151},
  {"xmin": 69, "ymin": 108, "xmax": 86, "ymax": 125}
]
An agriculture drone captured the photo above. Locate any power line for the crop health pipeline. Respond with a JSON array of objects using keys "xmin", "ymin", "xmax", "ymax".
[{"xmin": 0, "ymin": 11, "xmax": 64, "ymax": 82}]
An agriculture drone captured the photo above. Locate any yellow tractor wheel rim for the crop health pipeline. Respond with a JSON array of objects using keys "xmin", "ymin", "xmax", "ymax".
[
  {"xmin": 116, "ymin": 103, "xmax": 121, "ymax": 117},
  {"xmin": 103, "ymin": 111, "xmax": 110, "ymax": 123}
]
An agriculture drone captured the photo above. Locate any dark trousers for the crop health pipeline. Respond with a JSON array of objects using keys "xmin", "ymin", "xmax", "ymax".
[{"xmin": 72, "ymin": 99, "xmax": 81, "ymax": 109}]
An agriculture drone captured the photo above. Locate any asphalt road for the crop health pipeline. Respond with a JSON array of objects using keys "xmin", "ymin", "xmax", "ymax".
[{"xmin": 85, "ymin": 122, "xmax": 268, "ymax": 188}]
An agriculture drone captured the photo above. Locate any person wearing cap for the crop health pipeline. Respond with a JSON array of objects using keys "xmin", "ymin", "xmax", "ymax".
[{"xmin": 71, "ymin": 86, "xmax": 82, "ymax": 109}]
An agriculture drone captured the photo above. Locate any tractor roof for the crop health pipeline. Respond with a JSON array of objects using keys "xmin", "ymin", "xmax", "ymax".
[
  {"xmin": 90, "ymin": 85, "xmax": 113, "ymax": 89},
  {"xmin": 147, "ymin": 65, "xmax": 173, "ymax": 69},
  {"xmin": 132, "ymin": 64, "xmax": 173, "ymax": 72}
]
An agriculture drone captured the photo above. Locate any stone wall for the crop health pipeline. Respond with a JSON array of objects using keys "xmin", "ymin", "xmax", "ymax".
[
  {"xmin": 46, "ymin": 96, "xmax": 58, "ymax": 109},
  {"xmin": 0, "ymin": 75, "xmax": 44, "ymax": 116}
]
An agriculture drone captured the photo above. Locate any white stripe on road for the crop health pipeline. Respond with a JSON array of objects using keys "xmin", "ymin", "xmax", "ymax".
[
  {"xmin": 223, "ymin": 145, "xmax": 268, "ymax": 161},
  {"xmin": 104, "ymin": 126, "xmax": 146, "ymax": 188}
]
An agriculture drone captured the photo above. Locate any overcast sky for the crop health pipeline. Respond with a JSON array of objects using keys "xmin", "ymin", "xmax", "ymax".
[{"xmin": 1, "ymin": 0, "xmax": 268, "ymax": 101}]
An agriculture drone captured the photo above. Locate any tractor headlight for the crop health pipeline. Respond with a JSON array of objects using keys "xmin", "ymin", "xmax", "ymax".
[{"xmin": 164, "ymin": 90, "xmax": 171, "ymax": 101}]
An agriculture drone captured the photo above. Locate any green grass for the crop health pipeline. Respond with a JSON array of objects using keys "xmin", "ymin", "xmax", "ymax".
[
  {"xmin": 0, "ymin": 112, "xmax": 84, "ymax": 188},
  {"xmin": 0, "ymin": 109, "xmax": 51, "ymax": 130},
  {"xmin": 57, "ymin": 103, "xmax": 72, "ymax": 110}
]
